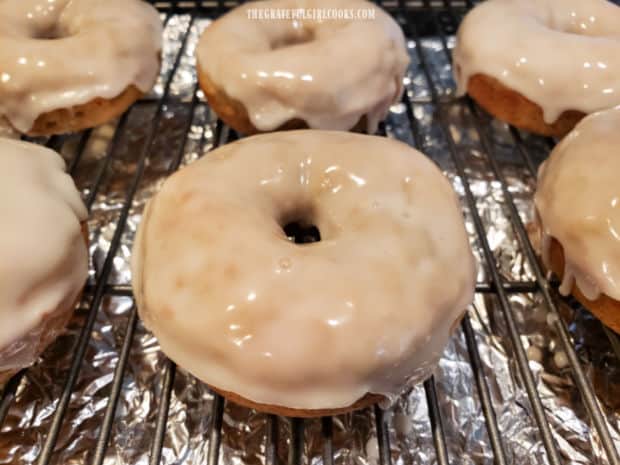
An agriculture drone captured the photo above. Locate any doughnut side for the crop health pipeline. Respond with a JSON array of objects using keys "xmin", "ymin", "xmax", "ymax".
[
  {"xmin": 203, "ymin": 309, "xmax": 466, "ymax": 416},
  {"xmin": 197, "ymin": 69, "xmax": 367, "ymax": 135},
  {"xmin": 211, "ymin": 309, "xmax": 461, "ymax": 416},
  {"xmin": 0, "ymin": 224, "xmax": 88, "ymax": 384},
  {"xmin": 467, "ymin": 74, "xmax": 585, "ymax": 137},
  {"xmin": 24, "ymin": 85, "xmax": 144, "ymax": 136},
  {"xmin": 210, "ymin": 386, "xmax": 384, "ymax": 418},
  {"xmin": 547, "ymin": 237, "xmax": 620, "ymax": 334},
  {"xmin": 0, "ymin": 294, "xmax": 77, "ymax": 384}
]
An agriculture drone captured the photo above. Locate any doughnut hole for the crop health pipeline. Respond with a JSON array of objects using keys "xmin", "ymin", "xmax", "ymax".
[
  {"xmin": 270, "ymin": 28, "xmax": 315, "ymax": 50},
  {"xmin": 31, "ymin": 25, "xmax": 69, "ymax": 40},
  {"xmin": 282, "ymin": 221, "xmax": 321, "ymax": 244},
  {"xmin": 279, "ymin": 205, "xmax": 321, "ymax": 244}
]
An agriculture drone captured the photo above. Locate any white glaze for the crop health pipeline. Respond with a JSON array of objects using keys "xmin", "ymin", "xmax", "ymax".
[
  {"xmin": 536, "ymin": 106, "xmax": 620, "ymax": 302},
  {"xmin": 132, "ymin": 131, "xmax": 476, "ymax": 410},
  {"xmin": 453, "ymin": 0, "xmax": 620, "ymax": 124},
  {"xmin": 196, "ymin": 0, "xmax": 409, "ymax": 134},
  {"xmin": 0, "ymin": 139, "xmax": 88, "ymax": 370},
  {"xmin": 0, "ymin": 0, "xmax": 162, "ymax": 133}
]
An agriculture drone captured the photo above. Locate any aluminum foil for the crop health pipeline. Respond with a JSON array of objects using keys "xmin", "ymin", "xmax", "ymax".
[{"xmin": 1, "ymin": 10, "xmax": 619, "ymax": 465}]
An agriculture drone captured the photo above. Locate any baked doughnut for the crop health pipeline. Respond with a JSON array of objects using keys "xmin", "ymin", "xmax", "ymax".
[
  {"xmin": 453, "ymin": 0, "xmax": 620, "ymax": 137},
  {"xmin": 0, "ymin": 0, "xmax": 162, "ymax": 136},
  {"xmin": 535, "ymin": 106, "xmax": 620, "ymax": 333},
  {"xmin": 0, "ymin": 139, "xmax": 89, "ymax": 382},
  {"xmin": 132, "ymin": 130, "xmax": 476, "ymax": 416},
  {"xmin": 196, "ymin": 0, "xmax": 409, "ymax": 135}
]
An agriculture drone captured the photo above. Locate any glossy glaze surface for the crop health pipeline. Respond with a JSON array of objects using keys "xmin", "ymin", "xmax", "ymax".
[
  {"xmin": 0, "ymin": 0, "xmax": 162, "ymax": 133},
  {"xmin": 536, "ymin": 106, "xmax": 620, "ymax": 301},
  {"xmin": 454, "ymin": 0, "xmax": 620, "ymax": 123},
  {"xmin": 0, "ymin": 139, "xmax": 88, "ymax": 369},
  {"xmin": 196, "ymin": 0, "xmax": 409, "ymax": 133},
  {"xmin": 132, "ymin": 131, "xmax": 476, "ymax": 409}
]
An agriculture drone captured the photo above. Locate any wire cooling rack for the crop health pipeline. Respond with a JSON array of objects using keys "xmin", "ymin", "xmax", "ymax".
[{"xmin": 1, "ymin": 1, "xmax": 619, "ymax": 465}]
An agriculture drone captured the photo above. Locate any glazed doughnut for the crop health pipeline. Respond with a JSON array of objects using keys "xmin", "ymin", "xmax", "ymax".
[
  {"xmin": 196, "ymin": 0, "xmax": 409, "ymax": 135},
  {"xmin": 0, "ymin": 139, "xmax": 89, "ymax": 383},
  {"xmin": 535, "ymin": 106, "xmax": 620, "ymax": 334},
  {"xmin": 132, "ymin": 130, "xmax": 476, "ymax": 416},
  {"xmin": 0, "ymin": 0, "xmax": 162, "ymax": 136},
  {"xmin": 453, "ymin": 0, "xmax": 620, "ymax": 137}
]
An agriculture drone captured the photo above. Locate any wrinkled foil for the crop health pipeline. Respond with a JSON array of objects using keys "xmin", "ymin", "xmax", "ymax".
[{"xmin": 1, "ymin": 10, "xmax": 619, "ymax": 465}]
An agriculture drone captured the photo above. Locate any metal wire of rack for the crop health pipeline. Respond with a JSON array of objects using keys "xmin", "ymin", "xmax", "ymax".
[{"xmin": 1, "ymin": 1, "xmax": 619, "ymax": 465}]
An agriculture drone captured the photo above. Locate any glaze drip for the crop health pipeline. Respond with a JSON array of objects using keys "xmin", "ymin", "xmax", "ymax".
[
  {"xmin": 196, "ymin": 0, "xmax": 409, "ymax": 133},
  {"xmin": 0, "ymin": 139, "xmax": 88, "ymax": 368},
  {"xmin": 454, "ymin": 0, "xmax": 620, "ymax": 124},
  {"xmin": 0, "ymin": 0, "xmax": 162, "ymax": 133},
  {"xmin": 536, "ymin": 106, "xmax": 620, "ymax": 301}
]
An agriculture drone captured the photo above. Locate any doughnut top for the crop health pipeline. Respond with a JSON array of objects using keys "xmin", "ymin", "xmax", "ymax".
[
  {"xmin": 0, "ymin": 0, "xmax": 162, "ymax": 133},
  {"xmin": 536, "ymin": 106, "xmax": 620, "ymax": 301},
  {"xmin": 196, "ymin": 0, "xmax": 409, "ymax": 134},
  {"xmin": 0, "ymin": 139, "xmax": 88, "ymax": 368},
  {"xmin": 454, "ymin": 0, "xmax": 620, "ymax": 124},
  {"xmin": 132, "ymin": 131, "xmax": 476, "ymax": 410}
]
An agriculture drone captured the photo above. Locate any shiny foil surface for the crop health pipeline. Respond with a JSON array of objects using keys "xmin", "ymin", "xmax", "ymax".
[{"xmin": 1, "ymin": 6, "xmax": 619, "ymax": 465}]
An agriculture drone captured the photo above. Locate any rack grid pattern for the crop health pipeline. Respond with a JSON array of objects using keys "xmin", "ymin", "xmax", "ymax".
[{"xmin": 1, "ymin": 2, "xmax": 619, "ymax": 465}]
